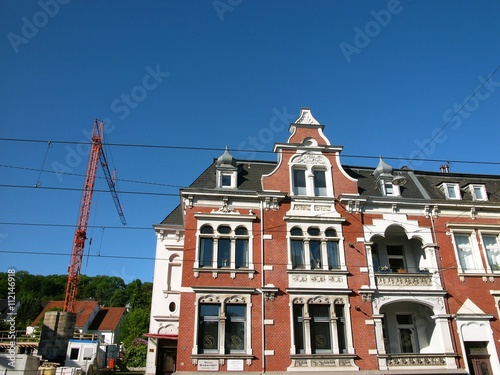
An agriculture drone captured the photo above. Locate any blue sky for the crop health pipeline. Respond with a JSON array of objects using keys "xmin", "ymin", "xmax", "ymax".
[{"xmin": 1, "ymin": 1, "xmax": 499, "ymax": 283}]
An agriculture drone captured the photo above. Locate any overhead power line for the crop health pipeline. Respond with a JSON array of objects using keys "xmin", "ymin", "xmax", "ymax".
[{"xmin": 1, "ymin": 140, "xmax": 500, "ymax": 167}]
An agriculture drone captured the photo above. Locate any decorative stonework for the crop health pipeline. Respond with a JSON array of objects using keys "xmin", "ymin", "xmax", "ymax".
[
  {"xmin": 295, "ymin": 108, "xmax": 320, "ymax": 125},
  {"xmin": 291, "ymin": 274, "xmax": 345, "ymax": 285},
  {"xmin": 294, "ymin": 204, "xmax": 311, "ymax": 211},
  {"xmin": 314, "ymin": 205, "xmax": 331, "ymax": 211},
  {"xmin": 387, "ymin": 356, "xmax": 446, "ymax": 366},
  {"xmin": 376, "ymin": 274, "xmax": 433, "ymax": 287},
  {"xmin": 292, "ymin": 153, "xmax": 327, "ymax": 165}
]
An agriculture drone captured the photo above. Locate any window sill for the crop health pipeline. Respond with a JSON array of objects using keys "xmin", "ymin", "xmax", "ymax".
[
  {"xmin": 194, "ymin": 267, "xmax": 255, "ymax": 279},
  {"xmin": 288, "ymin": 268, "xmax": 348, "ymax": 274}
]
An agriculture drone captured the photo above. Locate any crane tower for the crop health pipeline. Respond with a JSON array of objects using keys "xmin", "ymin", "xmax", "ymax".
[{"xmin": 63, "ymin": 120, "xmax": 126, "ymax": 312}]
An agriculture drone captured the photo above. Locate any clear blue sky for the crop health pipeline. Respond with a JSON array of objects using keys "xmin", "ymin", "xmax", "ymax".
[{"xmin": 1, "ymin": 1, "xmax": 499, "ymax": 283}]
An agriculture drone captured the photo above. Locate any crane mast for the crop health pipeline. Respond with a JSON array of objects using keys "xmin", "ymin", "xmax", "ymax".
[{"xmin": 63, "ymin": 120, "xmax": 126, "ymax": 313}]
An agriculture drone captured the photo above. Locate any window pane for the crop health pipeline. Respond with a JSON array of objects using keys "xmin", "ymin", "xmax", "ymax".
[
  {"xmin": 235, "ymin": 227, "xmax": 248, "ymax": 235},
  {"xmin": 327, "ymin": 241, "xmax": 340, "ymax": 269},
  {"xmin": 293, "ymin": 169, "xmax": 306, "ymax": 195},
  {"xmin": 218, "ymin": 238, "xmax": 231, "ymax": 267},
  {"xmin": 325, "ymin": 229, "xmax": 337, "ymax": 237},
  {"xmin": 70, "ymin": 348, "xmax": 79, "ymax": 360},
  {"xmin": 199, "ymin": 304, "xmax": 220, "ymax": 353},
  {"xmin": 387, "ymin": 245, "xmax": 403, "ymax": 255},
  {"xmin": 307, "ymin": 227, "xmax": 320, "ymax": 236},
  {"xmin": 399, "ymin": 329, "xmax": 414, "ymax": 353},
  {"xmin": 200, "ymin": 238, "xmax": 213, "ymax": 267},
  {"xmin": 310, "ymin": 305, "xmax": 332, "ymax": 353},
  {"xmin": 313, "ymin": 170, "xmax": 327, "ymax": 196},
  {"xmin": 483, "ymin": 235, "xmax": 500, "ymax": 269},
  {"xmin": 293, "ymin": 305, "xmax": 305, "ymax": 354},
  {"xmin": 235, "ymin": 239, "xmax": 248, "ymax": 268},
  {"xmin": 291, "ymin": 239, "xmax": 305, "ymax": 269},
  {"xmin": 335, "ymin": 304, "xmax": 346, "ymax": 353},
  {"xmin": 218, "ymin": 225, "xmax": 231, "ymax": 234},
  {"xmin": 291, "ymin": 227, "xmax": 303, "ymax": 236},
  {"xmin": 474, "ymin": 186, "xmax": 484, "ymax": 200},
  {"xmin": 310, "ymin": 240, "xmax": 322, "ymax": 269},
  {"xmin": 225, "ymin": 305, "xmax": 245, "ymax": 353},
  {"xmin": 221, "ymin": 174, "xmax": 231, "ymax": 187},
  {"xmin": 201, "ymin": 225, "xmax": 213, "ymax": 234},
  {"xmin": 447, "ymin": 185, "xmax": 456, "ymax": 198},
  {"xmin": 455, "ymin": 234, "xmax": 475, "ymax": 271},
  {"xmin": 385, "ymin": 182, "xmax": 394, "ymax": 195}
]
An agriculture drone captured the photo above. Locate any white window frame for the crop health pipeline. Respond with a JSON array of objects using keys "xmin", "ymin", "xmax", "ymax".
[
  {"xmin": 290, "ymin": 296, "xmax": 353, "ymax": 356},
  {"xmin": 479, "ymin": 232, "xmax": 500, "ymax": 272},
  {"xmin": 289, "ymin": 153, "xmax": 333, "ymax": 197},
  {"xmin": 442, "ymin": 183, "xmax": 461, "ymax": 200},
  {"xmin": 380, "ymin": 180, "xmax": 401, "ymax": 197},
  {"xmin": 396, "ymin": 313, "xmax": 419, "ymax": 353},
  {"xmin": 194, "ymin": 214, "xmax": 256, "ymax": 277},
  {"xmin": 193, "ymin": 293, "xmax": 253, "ymax": 358},
  {"xmin": 469, "ymin": 184, "xmax": 488, "ymax": 201},
  {"xmin": 216, "ymin": 170, "xmax": 237, "ymax": 189},
  {"xmin": 452, "ymin": 231, "xmax": 484, "ymax": 273},
  {"xmin": 287, "ymin": 225, "xmax": 344, "ymax": 271}
]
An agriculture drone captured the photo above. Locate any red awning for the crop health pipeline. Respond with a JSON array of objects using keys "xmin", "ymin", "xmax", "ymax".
[{"xmin": 144, "ymin": 333, "xmax": 178, "ymax": 340}]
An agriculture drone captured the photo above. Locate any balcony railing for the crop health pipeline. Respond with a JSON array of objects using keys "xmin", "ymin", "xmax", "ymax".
[
  {"xmin": 375, "ymin": 271, "xmax": 439, "ymax": 290},
  {"xmin": 379, "ymin": 353, "xmax": 457, "ymax": 370}
]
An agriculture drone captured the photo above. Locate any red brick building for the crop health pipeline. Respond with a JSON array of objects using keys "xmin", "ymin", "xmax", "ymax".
[{"xmin": 147, "ymin": 108, "xmax": 500, "ymax": 375}]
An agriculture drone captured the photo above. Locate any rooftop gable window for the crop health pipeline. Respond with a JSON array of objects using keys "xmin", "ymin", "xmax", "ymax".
[
  {"xmin": 468, "ymin": 184, "xmax": 487, "ymax": 201},
  {"xmin": 440, "ymin": 183, "xmax": 461, "ymax": 200}
]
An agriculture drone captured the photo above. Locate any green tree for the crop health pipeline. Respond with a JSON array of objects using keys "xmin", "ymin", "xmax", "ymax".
[
  {"xmin": 120, "ymin": 308, "xmax": 150, "ymax": 347},
  {"xmin": 123, "ymin": 339, "xmax": 148, "ymax": 367},
  {"xmin": 126, "ymin": 279, "xmax": 152, "ymax": 310}
]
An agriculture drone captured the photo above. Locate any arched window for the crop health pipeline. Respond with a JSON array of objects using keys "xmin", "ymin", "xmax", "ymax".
[
  {"xmin": 289, "ymin": 227, "xmax": 341, "ymax": 270},
  {"xmin": 290, "ymin": 228, "xmax": 305, "ymax": 269},
  {"xmin": 198, "ymin": 225, "xmax": 251, "ymax": 269},
  {"xmin": 235, "ymin": 227, "xmax": 249, "ymax": 268},
  {"xmin": 199, "ymin": 225, "xmax": 214, "ymax": 267}
]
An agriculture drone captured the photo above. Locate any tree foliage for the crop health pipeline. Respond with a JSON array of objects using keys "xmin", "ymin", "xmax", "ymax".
[{"xmin": 0, "ymin": 272, "xmax": 152, "ymax": 329}]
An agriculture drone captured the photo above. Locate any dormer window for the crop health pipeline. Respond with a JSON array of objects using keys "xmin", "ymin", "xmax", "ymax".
[
  {"xmin": 442, "ymin": 183, "xmax": 461, "ymax": 200},
  {"xmin": 220, "ymin": 173, "xmax": 233, "ymax": 188},
  {"xmin": 373, "ymin": 157, "xmax": 401, "ymax": 197},
  {"xmin": 469, "ymin": 184, "xmax": 487, "ymax": 201},
  {"xmin": 380, "ymin": 181, "xmax": 400, "ymax": 196},
  {"xmin": 216, "ymin": 147, "xmax": 238, "ymax": 189}
]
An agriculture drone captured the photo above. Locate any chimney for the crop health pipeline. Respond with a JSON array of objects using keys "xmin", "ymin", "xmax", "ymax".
[{"xmin": 440, "ymin": 164, "xmax": 450, "ymax": 173}]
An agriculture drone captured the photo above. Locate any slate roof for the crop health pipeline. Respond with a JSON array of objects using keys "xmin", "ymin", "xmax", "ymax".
[
  {"xmin": 159, "ymin": 157, "xmax": 500, "ymax": 226},
  {"xmin": 160, "ymin": 159, "xmax": 277, "ymax": 225},
  {"xmin": 31, "ymin": 300, "xmax": 99, "ymax": 327},
  {"xmin": 87, "ymin": 307, "xmax": 126, "ymax": 331}
]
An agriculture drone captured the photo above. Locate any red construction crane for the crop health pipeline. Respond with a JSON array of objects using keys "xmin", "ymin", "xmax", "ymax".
[{"xmin": 63, "ymin": 120, "xmax": 126, "ymax": 313}]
